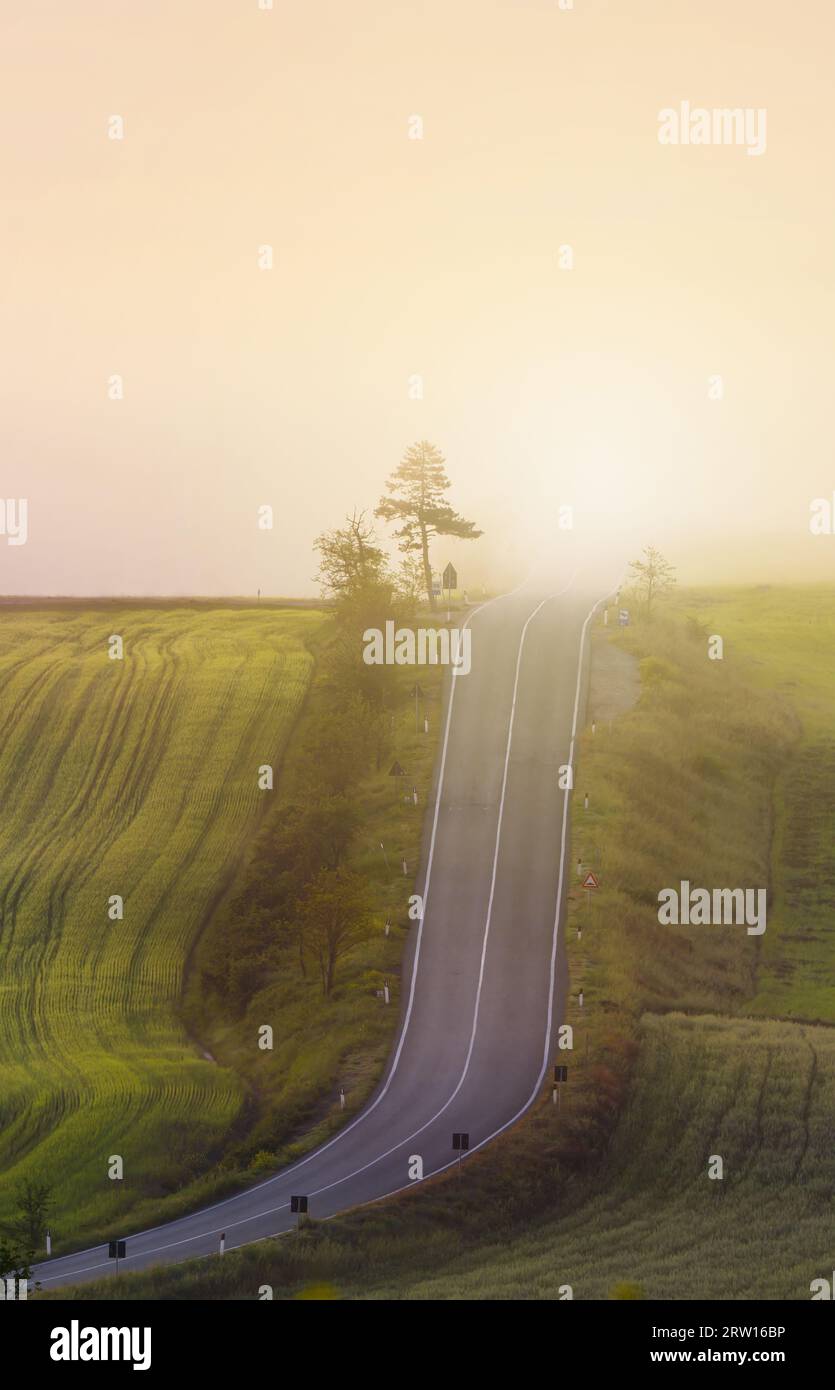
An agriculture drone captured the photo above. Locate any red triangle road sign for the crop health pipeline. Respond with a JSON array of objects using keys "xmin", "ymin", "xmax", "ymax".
[{"xmin": 581, "ymin": 871, "xmax": 600, "ymax": 890}]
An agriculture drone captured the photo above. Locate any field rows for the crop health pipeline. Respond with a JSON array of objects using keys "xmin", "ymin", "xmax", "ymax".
[{"xmin": 0, "ymin": 606, "xmax": 323, "ymax": 1236}]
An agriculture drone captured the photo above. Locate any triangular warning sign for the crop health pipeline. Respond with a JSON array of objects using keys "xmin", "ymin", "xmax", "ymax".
[
  {"xmin": 388, "ymin": 761, "xmax": 405, "ymax": 777},
  {"xmin": 581, "ymin": 871, "xmax": 600, "ymax": 890}
]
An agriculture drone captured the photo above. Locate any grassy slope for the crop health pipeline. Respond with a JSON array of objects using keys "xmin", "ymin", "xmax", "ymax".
[
  {"xmin": 0, "ymin": 606, "xmax": 324, "ymax": 1243},
  {"xmin": 675, "ymin": 586, "xmax": 835, "ymax": 1022},
  {"xmin": 181, "ymin": 650, "xmax": 445, "ymax": 1174},
  {"xmin": 45, "ymin": 585, "xmax": 835, "ymax": 1299}
]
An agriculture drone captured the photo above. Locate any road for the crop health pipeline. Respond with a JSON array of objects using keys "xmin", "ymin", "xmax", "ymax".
[{"xmin": 35, "ymin": 566, "xmax": 612, "ymax": 1290}]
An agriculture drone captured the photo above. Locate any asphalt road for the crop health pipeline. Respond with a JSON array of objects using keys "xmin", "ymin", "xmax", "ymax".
[{"xmin": 35, "ymin": 566, "xmax": 611, "ymax": 1290}]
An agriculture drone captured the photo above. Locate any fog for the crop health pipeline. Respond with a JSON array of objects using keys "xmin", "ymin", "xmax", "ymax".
[{"xmin": 2, "ymin": 1, "xmax": 833, "ymax": 596}]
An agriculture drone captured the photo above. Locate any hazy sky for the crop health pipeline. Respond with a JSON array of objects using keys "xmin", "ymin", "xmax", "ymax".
[{"xmin": 2, "ymin": 0, "xmax": 834, "ymax": 595}]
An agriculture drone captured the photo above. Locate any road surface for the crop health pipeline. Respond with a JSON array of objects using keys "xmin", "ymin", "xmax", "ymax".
[{"xmin": 35, "ymin": 566, "xmax": 611, "ymax": 1290}]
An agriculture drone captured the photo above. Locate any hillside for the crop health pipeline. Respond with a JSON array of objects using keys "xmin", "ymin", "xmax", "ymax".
[{"xmin": 0, "ymin": 605, "xmax": 324, "ymax": 1243}]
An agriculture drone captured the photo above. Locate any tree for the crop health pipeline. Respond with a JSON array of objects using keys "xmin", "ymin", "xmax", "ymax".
[
  {"xmin": 396, "ymin": 555, "xmax": 427, "ymax": 611},
  {"xmin": 299, "ymin": 694, "xmax": 377, "ymax": 795},
  {"xmin": 297, "ymin": 867, "xmax": 374, "ymax": 997},
  {"xmin": 376, "ymin": 441, "xmax": 482, "ymax": 609},
  {"xmin": 313, "ymin": 510, "xmax": 390, "ymax": 600},
  {"xmin": 626, "ymin": 545, "xmax": 676, "ymax": 620},
  {"xmin": 0, "ymin": 1238, "xmax": 35, "ymax": 1294},
  {"xmin": 2, "ymin": 1180, "xmax": 53, "ymax": 1253},
  {"xmin": 315, "ymin": 510, "xmax": 402, "ymax": 710}
]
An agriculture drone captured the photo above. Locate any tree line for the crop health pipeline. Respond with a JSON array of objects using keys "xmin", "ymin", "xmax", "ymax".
[{"xmin": 199, "ymin": 441, "xmax": 482, "ymax": 1011}]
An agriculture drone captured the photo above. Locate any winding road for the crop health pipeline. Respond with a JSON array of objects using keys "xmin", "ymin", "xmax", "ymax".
[{"xmin": 35, "ymin": 564, "xmax": 614, "ymax": 1290}]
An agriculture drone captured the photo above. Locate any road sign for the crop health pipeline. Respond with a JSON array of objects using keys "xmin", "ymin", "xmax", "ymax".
[
  {"xmin": 452, "ymin": 1132, "xmax": 469, "ymax": 1151},
  {"xmin": 581, "ymin": 871, "xmax": 600, "ymax": 891},
  {"xmin": 554, "ymin": 1065, "xmax": 568, "ymax": 1084},
  {"xmin": 108, "ymin": 1240, "xmax": 126, "ymax": 1260},
  {"xmin": 618, "ymin": 609, "xmax": 630, "ymax": 627},
  {"xmin": 290, "ymin": 1195, "xmax": 308, "ymax": 1214},
  {"xmin": 442, "ymin": 562, "xmax": 458, "ymax": 591},
  {"xmin": 388, "ymin": 761, "xmax": 405, "ymax": 778},
  {"xmin": 431, "ymin": 575, "xmax": 441, "ymax": 597}
]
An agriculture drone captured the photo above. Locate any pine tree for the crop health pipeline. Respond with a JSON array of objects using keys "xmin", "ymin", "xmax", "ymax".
[{"xmin": 376, "ymin": 441, "xmax": 482, "ymax": 609}]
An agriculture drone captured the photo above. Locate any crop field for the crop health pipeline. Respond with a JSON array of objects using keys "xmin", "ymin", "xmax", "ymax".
[
  {"xmin": 65, "ymin": 585, "xmax": 835, "ymax": 1301},
  {"xmin": 0, "ymin": 604, "xmax": 325, "ymax": 1242}
]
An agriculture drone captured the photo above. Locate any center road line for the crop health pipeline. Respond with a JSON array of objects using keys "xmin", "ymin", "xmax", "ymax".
[{"xmin": 36, "ymin": 574, "xmax": 617, "ymax": 1282}]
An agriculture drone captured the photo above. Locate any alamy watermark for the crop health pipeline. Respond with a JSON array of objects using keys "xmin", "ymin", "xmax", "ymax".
[
  {"xmin": 657, "ymin": 881, "xmax": 766, "ymax": 935},
  {"xmin": 0, "ymin": 498, "xmax": 27, "ymax": 545},
  {"xmin": 50, "ymin": 1321, "xmax": 151, "ymax": 1370},
  {"xmin": 363, "ymin": 621, "xmax": 471, "ymax": 675},
  {"xmin": 657, "ymin": 103, "xmax": 767, "ymax": 157}
]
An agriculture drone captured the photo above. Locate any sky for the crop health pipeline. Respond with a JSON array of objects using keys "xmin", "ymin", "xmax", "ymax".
[{"xmin": 2, "ymin": 0, "xmax": 834, "ymax": 595}]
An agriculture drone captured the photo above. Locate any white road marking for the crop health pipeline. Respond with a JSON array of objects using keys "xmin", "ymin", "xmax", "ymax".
[
  {"xmin": 37, "ymin": 575, "xmax": 539, "ymax": 1283},
  {"xmin": 38, "ymin": 578, "xmax": 613, "ymax": 1283}
]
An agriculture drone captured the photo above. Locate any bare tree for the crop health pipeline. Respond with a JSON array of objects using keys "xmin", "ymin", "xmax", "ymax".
[
  {"xmin": 627, "ymin": 545, "xmax": 676, "ymax": 620},
  {"xmin": 313, "ymin": 510, "xmax": 390, "ymax": 600}
]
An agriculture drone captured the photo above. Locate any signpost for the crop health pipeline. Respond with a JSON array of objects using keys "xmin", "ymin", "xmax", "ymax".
[
  {"xmin": 553, "ymin": 1064, "xmax": 568, "ymax": 1108},
  {"xmin": 409, "ymin": 682, "xmax": 425, "ymax": 733},
  {"xmin": 108, "ymin": 1239, "xmax": 126, "ymax": 1275},
  {"xmin": 442, "ymin": 562, "xmax": 457, "ymax": 606},
  {"xmin": 388, "ymin": 759, "xmax": 405, "ymax": 804},
  {"xmin": 581, "ymin": 869, "xmax": 599, "ymax": 915},
  {"xmin": 618, "ymin": 609, "xmax": 630, "ymax": 627},
  {"xmin": 290, "ymin": 1195, "xmax": 308, "ymax": 1229},
  {"xmin": 452, "ymin": 1131, "xmax": 469, "ymax": 1175}
]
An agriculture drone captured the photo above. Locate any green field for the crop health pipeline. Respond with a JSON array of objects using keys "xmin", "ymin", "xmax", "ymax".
[
  {"xmin": 0, "ymin": 605, "xmax": 325, "ymax": 1242},
  {"xmin": 62, "ymin": 585, "xmax": 835, "ymax": 1300},
  {"xmin": 673, "ymin": 587, "xmax": 835, "ymax": 1023}
]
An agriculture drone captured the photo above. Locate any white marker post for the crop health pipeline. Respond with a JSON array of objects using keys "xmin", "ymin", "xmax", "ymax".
[
  {"xmin": 45, "ymin": 1230, "xmax": 51, "ymax": 1257},
  {"xmin": 553, "ymin": 1065, "xmax": 568, "ymax": 1110},
  {"xmin": 339, "ymin": 1086, "xmax": 346, "ymax": 1110},
  {"xmin": 424, "ymin": 716, "xmax": 429, "ymax": 734},
  {"xmin": 220, "ymin": 1232, "xmax": 226, "ymax": 1256},
  {"xmin": 402, "ymin": 858, "xmax": 407, "ymax": 876},
  {"xmin": 584, "ymin": 793, "xmax": 589, "ymax": 811},
  {"xmin": 383, "ymin": 979, "xmax": 390, "ymax": 1005}
]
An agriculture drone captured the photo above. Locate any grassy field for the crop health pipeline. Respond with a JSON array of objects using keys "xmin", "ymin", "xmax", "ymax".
[
  {"xmin": 671, "ymin": 587, "xmax": 835, "ymax": 1023},
  {"xmin": 58, "ymin": 1011, "xmax": 834, "ymax": 1301},
  {"xmin": 0, "ymin": 605, "xmax": 325, "ymax": 1244},
  {"xmin": 59, "ymin": 584, "xmax": 835, "ymax": 1299}
]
